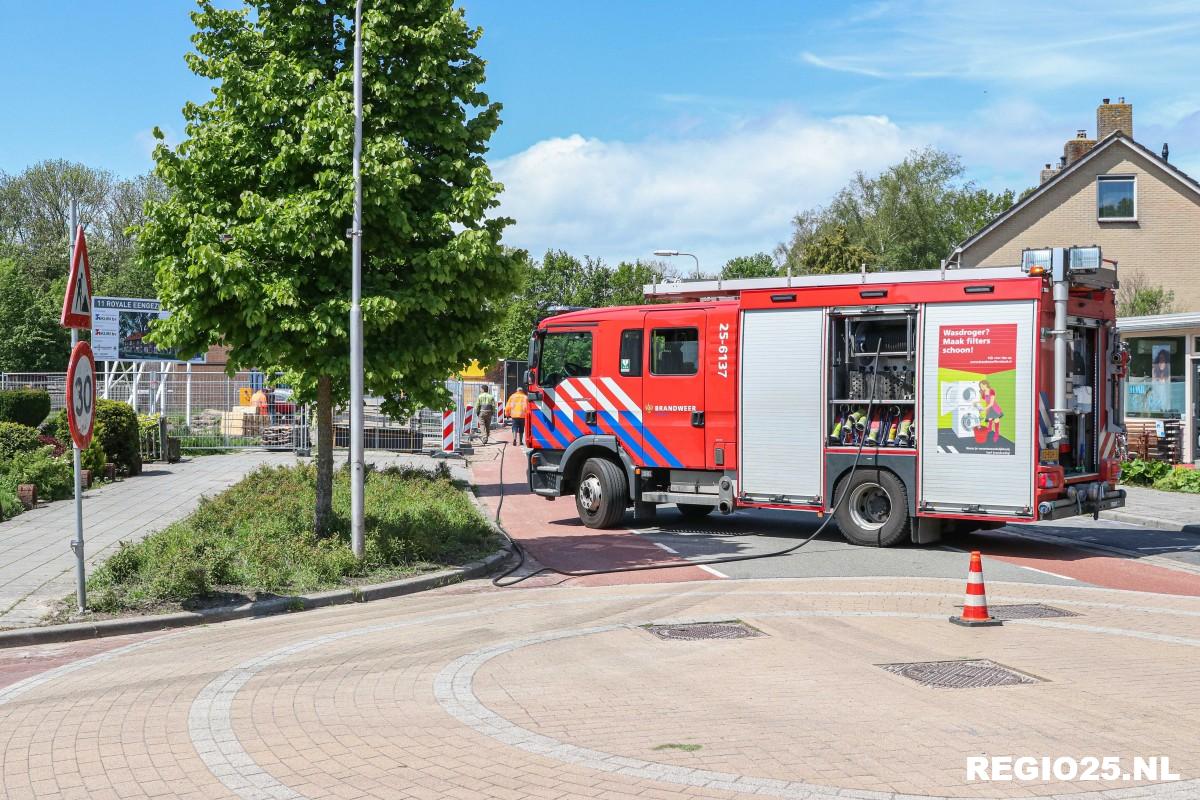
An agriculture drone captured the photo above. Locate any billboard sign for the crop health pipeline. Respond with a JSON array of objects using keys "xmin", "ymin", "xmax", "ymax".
[{"xmin": 91, "ymin": 297, "xmax": 205, "ymax": 363}]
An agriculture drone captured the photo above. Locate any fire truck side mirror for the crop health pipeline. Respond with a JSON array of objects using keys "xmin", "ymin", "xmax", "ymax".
[{"xmin": 524, "ymin": 369, "xmax": 535, "ymax": 386}]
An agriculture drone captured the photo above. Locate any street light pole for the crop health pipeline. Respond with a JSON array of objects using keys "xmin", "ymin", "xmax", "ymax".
[
  {"xmin": 652, "ymin": 249, "xmax": 701, "ymax": 277},
  {"xmin": 349, "ymin": 0, "xmax": 365, "ymax": 560}
]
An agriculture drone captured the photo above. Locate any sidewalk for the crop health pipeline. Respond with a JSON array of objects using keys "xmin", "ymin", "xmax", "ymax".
[
  {"xmin": 1104, "ymin": 484, "xmax": 1200, "ymax": 531},
  {"xmin": 4, "ymin": 576, "xmax": 1199, "ymax": 799},
  {"xmin": 0, "ymin": 452, "xmax": 294, "ymax": 628}
]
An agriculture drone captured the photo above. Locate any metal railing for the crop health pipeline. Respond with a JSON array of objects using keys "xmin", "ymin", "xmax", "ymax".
[{"xmin": 3, "ymin": 371, "xmax": 496, "ymax": 455}]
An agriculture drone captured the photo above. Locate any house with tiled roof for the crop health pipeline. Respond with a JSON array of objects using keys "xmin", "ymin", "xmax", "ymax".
[{"xmin": 952, "ymin": 98, "xmax": 1200, "ymax": 462}]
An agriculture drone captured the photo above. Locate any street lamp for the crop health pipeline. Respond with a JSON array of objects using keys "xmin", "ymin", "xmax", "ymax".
[
  {"xmin": 653, "ymin": 249, "xmax": 701, "ymax": 277},
  {"xmin": 349, "ymin": 0, "xmax": 365, "ymax": 560}
]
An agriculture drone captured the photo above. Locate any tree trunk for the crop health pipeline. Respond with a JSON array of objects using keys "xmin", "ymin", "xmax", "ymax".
[{"xmin": 313, "ymin": 374, "xmax": 334, "ymax": 538}]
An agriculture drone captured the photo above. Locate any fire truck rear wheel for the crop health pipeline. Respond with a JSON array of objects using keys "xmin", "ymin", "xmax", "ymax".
[
  {"xmin": 575, "ymin": 457, "xmax": 629, "ymax": 529},
  {"xmin": 833, "ymin": 469, "xmax": 910, "ymax": 547},
  {"xmin": 676, "ymin": 503, "xmax": 714, "ymax": 520}
]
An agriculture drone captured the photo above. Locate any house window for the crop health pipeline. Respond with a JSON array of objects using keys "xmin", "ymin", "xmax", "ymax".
[
  {"xmin": 1097, "ymin": 175, "xmax": 1136, "ymax": 221},
  {"xmin": 1124, "ymin": 336, "xmax": 1184, "ymax": 417}
]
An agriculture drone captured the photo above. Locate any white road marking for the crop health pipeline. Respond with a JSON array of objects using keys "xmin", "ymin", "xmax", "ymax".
[
  {"xmin": 698, "ymin": 564, "xmax": 728, "ymax": 579},
  {"xmin": 1136, "ymin": 545, "xmax": 1200, "ymax": 552},
  {"xmin": 652, "ymin": 541, "xmax": 679, "ymax": 554},
  {"xmin": 1015, "ymin": 565, "xmax": 1078, "ymax": 581},
  {"xmin": 937, "ymin": 544, "xmax": 1077, "ymax": 581}
]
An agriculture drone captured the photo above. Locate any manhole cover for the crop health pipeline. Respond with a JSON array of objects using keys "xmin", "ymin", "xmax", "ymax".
[
  {"xmin": 879, "ymin": 659, "xmax": 1042, "ymax": 689},
  {"xmin": 644, "ymin": 621, "xmax": 765, "ymax": 641},
  {"xmin": 986, "ymin": 604, "xmax": 1079, "ymax": 620}
]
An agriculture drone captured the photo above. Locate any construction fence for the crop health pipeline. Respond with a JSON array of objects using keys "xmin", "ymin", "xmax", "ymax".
[{"xmin": 1, "ymin": 361, "xmax": 527, "ymax": 456}]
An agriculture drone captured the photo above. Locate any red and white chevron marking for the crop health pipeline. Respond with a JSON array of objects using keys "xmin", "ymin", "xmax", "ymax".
[
  {"xmin": 442, "ymin": 409, "xmax": 455, "ymax": 452},
  {"xmin": 553, "ymin": 377, "xmax": 642, "ymax": 421}
]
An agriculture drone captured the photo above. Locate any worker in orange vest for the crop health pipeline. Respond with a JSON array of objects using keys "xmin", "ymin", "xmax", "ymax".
[{"xmin": 504, "ymin": 386, "xmax": 529, "ymax": 444}]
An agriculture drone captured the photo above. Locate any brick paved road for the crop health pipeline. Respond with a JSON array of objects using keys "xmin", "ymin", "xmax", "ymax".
[
  {"xmin": 0, "ymin": 452, "xmax": 295, "ymax": 628},
  {"xmin": 1, "ymin": 577, "xmax": 1198, "ymax": 799}
]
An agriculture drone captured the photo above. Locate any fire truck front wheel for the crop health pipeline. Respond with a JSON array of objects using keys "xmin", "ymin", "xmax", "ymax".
[
  {"xmin": 833, "ymin": 469, "xmax": 910, "ymax": 547},
  {"xmin": 575, "ymin": 457, "xmax": 629, "ymax": 529}
]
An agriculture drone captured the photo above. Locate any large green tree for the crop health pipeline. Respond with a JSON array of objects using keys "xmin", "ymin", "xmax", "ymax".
[
  {"xmin": 485, "ymin": 251, "xmax": 665, "ymax": 359},
  {"xmin": 0, "ymin": 161, "xmax": 162, "ymax": 371},
  {"xmin": 0, "ymin": 259, "xmax": 70, "ymax": 372},
  {"xmin": 777, "ymin": 148, "xmax": 1015, "ymax": 273},
  {"xmin": 719, "ymin": 252, "xmax": 780, "ymax": 280},
  {"xmin": 141, "ymin": 0, "xmax": 520, "ymax": 534}
]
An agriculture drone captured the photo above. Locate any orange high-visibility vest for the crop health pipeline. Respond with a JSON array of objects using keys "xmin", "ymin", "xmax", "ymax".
[{"xmin": 505, "ymin": 392, "xmax": 529, "ymax": 419}]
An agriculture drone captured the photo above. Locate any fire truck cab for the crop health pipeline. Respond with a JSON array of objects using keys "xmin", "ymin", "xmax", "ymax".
[{"xmin": 525, "ymin": 247, "xmax": 1126, "ymax": 546}]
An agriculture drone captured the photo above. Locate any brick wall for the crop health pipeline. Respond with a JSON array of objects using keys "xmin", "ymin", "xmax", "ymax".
[
  {"xmin": 961, "ymin": 143, "xmax": 1200, "ymax": 310},
  {"xmin": 1097, "ymin": 101, "xmax": 1133, "ymax": 140}
]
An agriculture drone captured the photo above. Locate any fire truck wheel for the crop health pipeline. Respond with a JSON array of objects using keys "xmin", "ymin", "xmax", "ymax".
[
  {"xmin": 833, "ymin": 469, "xmax": 910, "ymax": 547},
  {"xmin": 575, "ymin": 457, "xmax": 629, "ymax": 529},
  {"xmin": 676, "ymin": 503, "xmax": 714, "ymax": 520}
]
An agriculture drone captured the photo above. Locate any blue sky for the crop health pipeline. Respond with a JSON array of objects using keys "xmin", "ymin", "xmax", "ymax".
[{"xmin": 3, "ymin": 1, "xmax": 1198, "ymax": 266}]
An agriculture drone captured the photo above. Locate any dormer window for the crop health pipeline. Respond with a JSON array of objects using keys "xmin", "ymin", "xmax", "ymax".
[{"xmin": 1097, "ymin": 175, "xmax": 1136, "ymax": 221}]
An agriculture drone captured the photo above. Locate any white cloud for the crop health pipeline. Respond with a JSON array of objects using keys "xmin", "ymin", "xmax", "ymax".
[
  {"xmin": 803, "ymin": 1, "xmax": 1200, "ymax": 89},
  {"xmin": 492, "ymin": 112, "xmax": 927, "ymax": 267}
]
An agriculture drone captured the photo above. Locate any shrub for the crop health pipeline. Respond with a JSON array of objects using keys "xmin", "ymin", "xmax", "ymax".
[
  {"xmin": 0, "ymin": 389, "xmax": 52, "ymax": 427},
  {"xmin": 0, "ymin": 473, "xmax": 22, "ymax": 520},
  {"xmin": 95, "ymin": 400, "xmax": 141, "ymax": 474},
  {"xmin": 1120, "ymin": 458, "xmax": 1172, "ymax": 487},
  {"xmin": 86, "ymin": 463, "xmax": 496, "ymax": 611},
  {"xmin": 82, "ymin": 437, "xmax": 106, "ymax": 475},
  {"xmin": 39, "ymin": 410, "xmax": 67, "ymax": 440},
  {"xmin": 4, "ymin": 447, "xmax": 74, "ymax": 501},
  {"xmin": 0, "ymin": 422, "xmax": 41, "ymax": 461},
  {"xmin": 37, "ymin": 435, "xmax": 67, "ymax": 458},
  {"xmin": 1153, "ymin": 465, "xmax": 1200, "ymax": 494}
]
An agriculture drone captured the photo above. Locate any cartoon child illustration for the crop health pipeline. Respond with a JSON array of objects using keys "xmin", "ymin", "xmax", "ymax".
[{"xmin": 978, "ymin": 379, "xmax": 1003, "ymax": 443}]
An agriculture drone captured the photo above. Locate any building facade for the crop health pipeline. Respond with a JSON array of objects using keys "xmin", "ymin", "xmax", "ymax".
[
  {"xmin": 953, "ymin": 99, "xmax": 1200, "ymax": 311},
  {"xmin": 953, "ymin": 99, "xmax": 1200, "ymax": 463}
]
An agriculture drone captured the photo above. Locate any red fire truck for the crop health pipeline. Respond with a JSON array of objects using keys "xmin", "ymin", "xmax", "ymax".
[{"xmin": 524, "ymin": 246, "xmax": 1127, "ymax": 546}]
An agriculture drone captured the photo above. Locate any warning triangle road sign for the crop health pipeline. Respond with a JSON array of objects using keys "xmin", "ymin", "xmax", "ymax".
[{"xmin": 61, "ymin": 225, "xmax": 93, "ymax": 329}]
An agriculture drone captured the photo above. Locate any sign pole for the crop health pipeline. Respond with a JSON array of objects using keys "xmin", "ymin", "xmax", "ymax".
[
  {"xmin": 68, "ymin": 200, "xmax": 86, "ymax": 614},
  {"xmin": 348, "ymin": 0, "xmax": 366, "ymax": 560}
]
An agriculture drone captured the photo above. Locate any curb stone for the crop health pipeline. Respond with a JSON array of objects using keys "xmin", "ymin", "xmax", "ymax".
[
  {"xmin": 0, "ymin": 480, "xmax": 512, "ymax": 650},
  {"xmin": 1100, "ymin": 508, "xmax": 1200, "ymax": 534}
]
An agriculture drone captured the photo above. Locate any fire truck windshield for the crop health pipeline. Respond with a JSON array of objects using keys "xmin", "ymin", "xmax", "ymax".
[{"xmin": 538, "ymin": 331, "xmax": 592, "ymax": 387}]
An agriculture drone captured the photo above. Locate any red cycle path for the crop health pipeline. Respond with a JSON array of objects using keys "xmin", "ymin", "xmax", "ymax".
[
  {"xmin": 469, "ymin": 441, "xmax": 1200, "ymax": 596},
  {"xmin": 468, "ymin": 443, "xmax": 715, "ymax": 587},
  {"xmin": 963, "ymin": 530, "xmax": 1200, "ymax": 597}
]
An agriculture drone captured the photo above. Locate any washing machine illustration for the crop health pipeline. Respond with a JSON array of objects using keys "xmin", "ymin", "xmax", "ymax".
[{"xmin": 941, "ymin": 381, "xmax": 982, "ymax": 439}]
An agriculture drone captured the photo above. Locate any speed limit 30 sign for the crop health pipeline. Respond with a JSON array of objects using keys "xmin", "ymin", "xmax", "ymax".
[{"xmin": 66, "ymin": 341, "xmax": 97, "ymax": 451}]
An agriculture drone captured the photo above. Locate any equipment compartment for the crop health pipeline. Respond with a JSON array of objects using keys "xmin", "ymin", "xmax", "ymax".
[{"xmin": 827, "ymin": 310, "xmax": 918, "ymax": 449}]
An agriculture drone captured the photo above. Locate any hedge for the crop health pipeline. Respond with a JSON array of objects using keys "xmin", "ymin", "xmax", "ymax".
[
  {"xmin": 95, "ymin": 400, "xmax": 142, "ymax": 475},
  {"xmin": 0, "ymin": 389, "xmax": 52, "ymax": 428},
  {"xmin": 0, "ymin": 422, "xmax": 41, "ymax": 462}
]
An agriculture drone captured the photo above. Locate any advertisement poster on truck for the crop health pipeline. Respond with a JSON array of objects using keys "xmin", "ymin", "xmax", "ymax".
[
  {"xmin": 936, "ymin": 324, "xmax": 1017, "ymax": 455},
  {"xmin": 90, "ymin": 297, "xmax": 205, "ymax": 363}
]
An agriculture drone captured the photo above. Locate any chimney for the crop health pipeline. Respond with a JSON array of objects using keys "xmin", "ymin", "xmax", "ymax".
[
  {"xmin": 1064, "ymin": 129, "xmax": 1096, "ymax": 166},
  {"xmin": 1162, "ymin": 142, "xmax": 1170, "ymax": 162},
  {"xmin": 1039, "ymin": 162, "xmax": 1059, "ymax": 184},
  {"xmin": 1097, "ymin": 96, "xmax": 1133, "ymax": 140}
]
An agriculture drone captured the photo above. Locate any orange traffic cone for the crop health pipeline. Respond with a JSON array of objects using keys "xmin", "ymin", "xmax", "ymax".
[{"xmin": 950, "ymin": 550, "xmax": 1002, "ymax": 627}]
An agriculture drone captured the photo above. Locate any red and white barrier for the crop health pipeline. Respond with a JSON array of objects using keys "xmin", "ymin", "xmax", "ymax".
[{"xmin": 442, "ymin": 409, "xmax": 455, "ymax": 453}]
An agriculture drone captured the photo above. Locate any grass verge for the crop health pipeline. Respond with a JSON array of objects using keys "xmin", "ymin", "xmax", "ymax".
[{"xmin": 66, "ymin": 462, "xmax": 497, "ymax": 618}]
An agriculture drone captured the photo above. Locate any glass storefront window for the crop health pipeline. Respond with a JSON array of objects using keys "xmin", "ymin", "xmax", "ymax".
[{"xmin": 1124, "ymin": 336, "xmax": 1185, "ymax": 417}]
